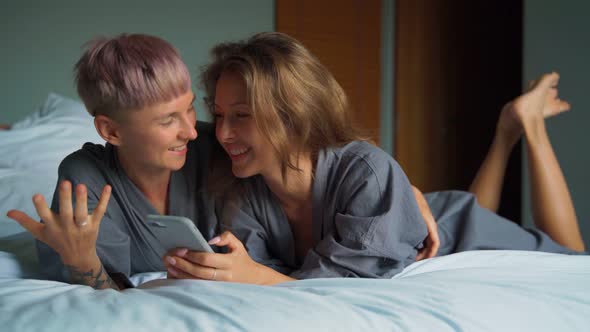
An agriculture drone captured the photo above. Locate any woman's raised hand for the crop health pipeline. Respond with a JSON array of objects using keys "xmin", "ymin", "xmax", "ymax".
[{"xmin": 7, "ymin": 180, "xmax": 111, "ymax": 266}]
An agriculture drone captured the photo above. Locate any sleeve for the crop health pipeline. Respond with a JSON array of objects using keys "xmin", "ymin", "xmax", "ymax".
[
  {"xmin": 35, "ymin": 153, "xmax": 131, "ymax": 282},
  {"xmin": 291, "ymin": 151, "xmax": 428, "ymax": 279},
  {"xmin": 217, "ymin": 183, "xmax": 294, "ymax": 275}
]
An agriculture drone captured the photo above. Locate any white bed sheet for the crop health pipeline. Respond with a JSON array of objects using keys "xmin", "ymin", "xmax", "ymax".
[{"xmin": 0, "ymin": 250, "xmax": 589, "ymax": 332}]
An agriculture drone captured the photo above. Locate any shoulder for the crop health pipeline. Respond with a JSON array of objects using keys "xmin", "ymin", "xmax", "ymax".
[
  {"xmin": 318, "ymin": 141, "xmax": 411, "ymax": 216},
  {"xmin": 59, "ymin": 142, "xmax": 108, "ymax": 174},
  {"xmin": 58, "ymin": 142, "xmax": 112, "ymax": 187},
  {"xmin": 331, "ymin": 140, "xmax": 395, "ymax": 167},
  {"xmin": 323, "ymin": 140, "xmax": 402, "ymax": 188}
]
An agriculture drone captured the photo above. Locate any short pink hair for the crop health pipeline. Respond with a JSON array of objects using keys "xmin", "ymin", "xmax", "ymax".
[{"xmin": 74, "ymin": 34, "xmax": 191, "ymax": 118}]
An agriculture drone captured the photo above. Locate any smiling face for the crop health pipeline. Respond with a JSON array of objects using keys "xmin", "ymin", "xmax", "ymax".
[
  {"xmin": 113, "ymin": 90, "xmax": 198, "ymax": 175},
  {"xmin": 214, "ymin": 70, "xmax": 277, "ymax": 178}
]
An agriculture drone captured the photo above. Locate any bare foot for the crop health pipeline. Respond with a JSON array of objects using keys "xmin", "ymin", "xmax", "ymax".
[{"xmin": 496, "ymin": 72, "xmax": 570, "ymax": 144}]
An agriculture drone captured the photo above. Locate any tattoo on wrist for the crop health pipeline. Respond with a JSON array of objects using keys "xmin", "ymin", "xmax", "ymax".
[{"xmin": 65, "ymin": 263, "xmax": 117, "ymax": 289}]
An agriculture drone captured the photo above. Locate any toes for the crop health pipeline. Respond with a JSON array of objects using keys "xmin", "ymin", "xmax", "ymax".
[
  {"xmin": 559, "ymin": 100, "xmax": 571, "ymax": 112},
  {"xmin": 546, "ymin": 99, "xmax": 571, "ymax": 117},
  {"xmin": 539, "ymin": 72, "xmax": 559, "ymax": 89}
]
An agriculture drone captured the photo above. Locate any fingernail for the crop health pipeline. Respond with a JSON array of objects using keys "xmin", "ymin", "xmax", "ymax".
[
  {"xmin": 176, "ymin": 248, "xmax": 188, "ymax": 257},
  {"xmin": 166, "ymin": 256, "xmax": 176, "ymax": 265},
  {"xmin": 208, "ymin": 236, "xmax": 221, "ymax": 245},
  {"xmin": 168, "ymin": 267, "xmax": 178, "ymax": 277}
]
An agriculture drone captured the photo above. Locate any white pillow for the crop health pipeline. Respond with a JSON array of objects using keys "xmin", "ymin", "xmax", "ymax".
[
  {"xmin": 10, "ymin": 93, "xmax": 93, "ymax": 129},
  {"xmin": 0, "ymin": 94, "xmax": 103, "ymax": 238}
]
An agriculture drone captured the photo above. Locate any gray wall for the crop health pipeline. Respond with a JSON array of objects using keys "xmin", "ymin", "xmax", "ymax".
[
  {"xmin": 523, "ymin": 1, "xmax": 590, "ymax": 250},
  {"xmin": 0, "ymin": 0, "xmax": 274, "ymax": 123}
]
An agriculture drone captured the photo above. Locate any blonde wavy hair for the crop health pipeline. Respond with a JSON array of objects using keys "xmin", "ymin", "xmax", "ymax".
[{"xmin": 201, "ymin": 32, "xmax": 367, "ymax": 180}]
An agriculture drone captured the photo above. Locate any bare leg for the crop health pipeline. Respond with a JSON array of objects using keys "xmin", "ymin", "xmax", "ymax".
[
  {"xmin": 471, "ymin": 72, "xmax": 584, "ymax": 251},
  {"xmin": 517, "ymin": 73, "xmax": 584, "ymax": 251},
  {"xmin": 468, "ymin": 102, "xmax": 520, "ymax": 212},
  {"xmin": 469, "ymin": 78, "xmax": 542, "ymax": 212}
]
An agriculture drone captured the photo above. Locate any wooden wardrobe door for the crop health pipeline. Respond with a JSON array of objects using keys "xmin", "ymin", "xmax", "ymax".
[{"xmin": 276, "ymin": 0, "xmax": 382, "ymax": 144}]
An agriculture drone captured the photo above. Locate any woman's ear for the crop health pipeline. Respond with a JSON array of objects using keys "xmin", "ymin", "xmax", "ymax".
[{"xmin": 94, "ymin": 115, "xmax": 123, "ymax": 146}]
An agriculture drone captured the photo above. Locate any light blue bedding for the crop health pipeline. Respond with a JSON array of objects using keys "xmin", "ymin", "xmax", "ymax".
[
  {"xmin": 1, "ymin": 250, "xmax": 589, "ymax": 332},
  {"xmin": 1, "ymin": 94, "xmax": 589, "ymax": 331}
]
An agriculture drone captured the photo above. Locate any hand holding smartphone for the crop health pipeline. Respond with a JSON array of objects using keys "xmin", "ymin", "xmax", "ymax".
[{"xmin": 146, "ymin": 214, "xmax": 214, "ymax": 253}]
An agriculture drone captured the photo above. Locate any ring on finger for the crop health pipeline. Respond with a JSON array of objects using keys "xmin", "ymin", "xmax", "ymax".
[
  {"xmin": 75, "ymin": 217, "xmax": 89, "ymax": 227},
  {"xmin": 211, "ymin": 267, "xmax": 217, "ymax": 281}
]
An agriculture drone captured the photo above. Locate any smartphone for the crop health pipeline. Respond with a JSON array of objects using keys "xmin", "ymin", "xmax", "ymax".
[{"xmin": 146, "ymin": 214, "xmax": 214, "ymax": 253}]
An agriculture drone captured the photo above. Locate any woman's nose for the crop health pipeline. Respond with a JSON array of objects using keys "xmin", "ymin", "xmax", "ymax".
[
  {"xmin": 216, "ymin": 117, "xmax": 235, "ymax": 142},
  {"xmin": 180, "ymin": 112, "xmax": 198, "ymax": 140}
]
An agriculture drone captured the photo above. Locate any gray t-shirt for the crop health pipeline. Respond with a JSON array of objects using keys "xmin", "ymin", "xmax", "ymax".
[
  {"xmin": 220, "ymin": 141, "xmax": 579, "ymax": 279},
  {"xmin": 37, "ymin": 121, "xmax": 221, "ymax": 282}
]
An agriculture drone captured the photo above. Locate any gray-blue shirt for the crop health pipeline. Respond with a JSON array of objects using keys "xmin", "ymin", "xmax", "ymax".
[
  {"xmin": 37, "ymin": 121, "xmax": 221, "ymax": 282},
  {"xmin": 220, "ymin": 141, "xmax": 579, "ymax": 279}
]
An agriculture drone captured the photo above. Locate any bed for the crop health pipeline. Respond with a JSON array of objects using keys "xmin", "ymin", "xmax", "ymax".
[{"xmin": 1, "ymin": 94, "xmax": 590, "ymax": 331}]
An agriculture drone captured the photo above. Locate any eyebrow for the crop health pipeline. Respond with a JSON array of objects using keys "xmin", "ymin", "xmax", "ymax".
[{"xmin": 155, "ymin": 95, "xmax": 196, "ymax": 120}]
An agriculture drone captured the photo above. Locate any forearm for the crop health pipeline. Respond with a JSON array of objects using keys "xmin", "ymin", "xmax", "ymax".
[
  {"xmin": 256, "ymin": 264, "xmax": 296, "ymax": 285},
  {"xmin": 63, "ymin": 253, "xmax": 120, "ymax": 290},
  {"xmin": 524, "ymin": 121, "xmax": 584, "ymax": 251},
  {"xmin": 469, "ymin": 134, "xmax": 517, "ymax": 211}
]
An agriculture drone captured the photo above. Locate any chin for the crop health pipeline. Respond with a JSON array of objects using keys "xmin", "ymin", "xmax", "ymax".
[
  {"xmin": 167, "ymin": 160, "xmax": 187, "ymax": 171},
  {"xmin": 170, "ymin": 165, "xmax": 184, "ymax": 171},
  {"xmin": 231, "ymin": 165, "xmax": 256, "ymax": 179}
]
